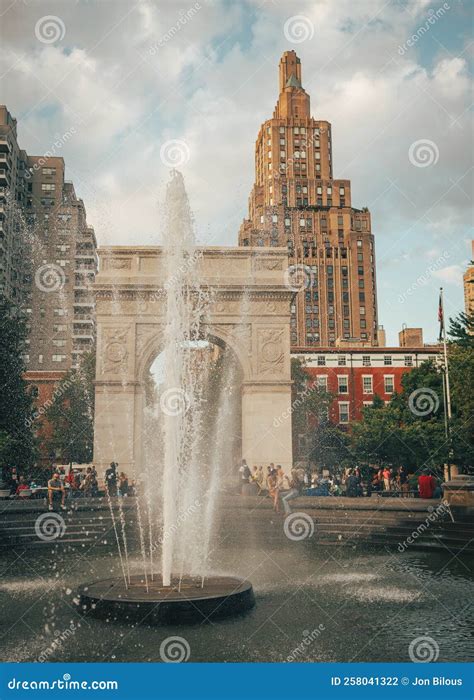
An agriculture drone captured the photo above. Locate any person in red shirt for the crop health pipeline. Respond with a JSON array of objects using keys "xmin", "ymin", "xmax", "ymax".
[
  {"xmin": 15, "ymin": 476, "xmax": 29, "ymax": 495},
  {"xmin": 418, "ymin": 471, "xmax": 437, "ymax": 499}
]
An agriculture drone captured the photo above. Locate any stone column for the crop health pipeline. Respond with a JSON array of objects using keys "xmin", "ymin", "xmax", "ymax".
[
  {"xmin": 241, "ymin": 381, "xmax": 293, "ymax": 472},
  {"xmin": 241, "ymin": 324, "xmax": 293, "ymax": 472},
  {"xmin": 93, "ymin": 322, "xmax": 137, "ymax": 478}
]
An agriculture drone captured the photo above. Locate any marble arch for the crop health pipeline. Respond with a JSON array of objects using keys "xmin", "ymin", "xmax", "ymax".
[{"xmin": 93, "ymin": 247, "xmax": 294, "ymax": 476}]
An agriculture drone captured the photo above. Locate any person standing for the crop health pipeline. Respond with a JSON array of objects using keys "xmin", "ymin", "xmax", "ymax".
[
  {"xmin": 382, "ymin": 467, "xmax": 391, "ymax": 492},
  {"xmin": 48, "ymin": 472, "xmax": 66, "ymax": 511},
  {"xmin": 418, "ymin": 471, "xmax": 437, "ymax": 499},
  {"xmin": 105, "ymin": 462, "xmax": 118, "ymax": 497},
  {"xmin": 399, "ymin": 466, "xmax": 409, "ymax": 497}
]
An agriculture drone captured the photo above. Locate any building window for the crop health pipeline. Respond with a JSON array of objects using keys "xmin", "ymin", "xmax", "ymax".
[
  {"xmin": 338, "ymin": 375, "xmax": 348, "ymax": 394},
  {"xmin": 338, "ymin": 402, "xmax": 349, "ymax": 424},
  {"xmin": 362, "ymin": 375, "xmax": 373, "ymax": 394},
  {"xmin": 38, "ymin": 354, "xmax": 43, "ymax": 364},
  {"xmin": 317, "ymin": 355, "xmax": 326, "ymax": 366},
  {"xmin": 52, "ymin": 354, "xmax": 67, "ymax": 362},
  {"xmin": 52, "ymin": 339, "xmax": 66, "ymax": 347},
  {"xmin": 41, "ymin": 183, "xmax": 56, "ymax": 191},
  {"xmin": 404, "ymin": 355, "xmax": 413, "ymax": 367},
  {"xmin": 337, "ymin": 355, "xmax": 346, "ymax": 366},
  {"xmin": 384, "ymin": 355, "xmax": 392, "ymax": 366},
  {"xmin": 384, "ymin": 375, "xmax": 394, "ymax": 394},
  {"xmin": 316, "ymin": 375, "xmax": 327, "ymax": 390},
  {"xmin": 362, "ymin": 355, "xmax": 371, "ymax": 366}
]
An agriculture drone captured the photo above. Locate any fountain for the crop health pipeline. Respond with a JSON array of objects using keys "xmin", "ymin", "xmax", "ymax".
[{"xmin": 79, "ymin": 171, "xmax": 255, "ymax": 623}]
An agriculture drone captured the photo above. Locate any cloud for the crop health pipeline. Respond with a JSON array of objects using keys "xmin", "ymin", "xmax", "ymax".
[
  {"xmin": 0, "ymin": 0, "xmax": 471, "ymax": 343},
  {"xmin": 433, "ymin": 265, "xmax": 465, "ymax": 286}
]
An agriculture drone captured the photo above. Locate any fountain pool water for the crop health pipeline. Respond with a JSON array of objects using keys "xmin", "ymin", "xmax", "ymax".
[{"xmin": 80, "ymin": 171, "xmax": 255, "ymax": 622}]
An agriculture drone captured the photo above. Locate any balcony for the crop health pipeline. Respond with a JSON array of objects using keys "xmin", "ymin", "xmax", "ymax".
[
  {"xmin": 73, "ymin": 300, "xmax": 94, "ymax": 308},
  {"xmin": 0, "ymin": 138, "xmax": 10, "ymax": 153},
  {"xmin": 0, "ymin": 169, "xmax": 10, "ymax": 184},
  {"xmin": 73, "ymin": 314, "xmax": 94, "ymax": 323},
  {"xmin": 72, "ymin": 332, "xmax": 94, "ymax": 340}
]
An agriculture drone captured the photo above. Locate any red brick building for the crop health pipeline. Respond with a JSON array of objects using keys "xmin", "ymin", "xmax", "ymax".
[{"xmin": 294, "ymin": 343, "xmax": 440, "ymax": 425}]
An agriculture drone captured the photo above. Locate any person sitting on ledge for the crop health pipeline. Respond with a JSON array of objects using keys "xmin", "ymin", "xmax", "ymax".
[
  {"xmin": 15, "ymin": 476, "xmax": 30, "ymax": 496},
  {"xmin": 48, "ymin": 472, "xmax": 66, "ymax": 511},
  {"xmin": 281, "ymin": 468, "xmax": 304, "ymax": 515}
]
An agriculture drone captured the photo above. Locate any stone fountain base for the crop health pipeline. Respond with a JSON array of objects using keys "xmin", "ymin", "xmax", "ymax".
[{"xmin": 78, "ymin": 574, "xmax": 255, "ymax": 624}]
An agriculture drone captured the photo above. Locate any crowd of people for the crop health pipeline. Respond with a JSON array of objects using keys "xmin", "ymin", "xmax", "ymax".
[
  {"xmin": 238, "ymin": 459, "xmax": 443, "ymax": 509},
  {"xmin": 0, "ymin": 462, "xmax": 132, "ymax": 511}
]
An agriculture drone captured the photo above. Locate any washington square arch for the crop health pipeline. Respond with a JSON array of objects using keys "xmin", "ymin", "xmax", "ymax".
[{"xmin": 92, "ymin": 246, "xmax": 294, "ymax": 477}]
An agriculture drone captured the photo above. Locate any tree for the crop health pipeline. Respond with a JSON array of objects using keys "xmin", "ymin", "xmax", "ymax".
[
  {"xmin": 351, "ymin": 362, "xmax": 449, "ymax": 474},
  {"xmin": 45, "ymin": 351, "xmax": 95, "ymax": 464},
  {"xmin": 290, "ymin": 358, "xmax": 335, "ymax": 464},
  {"xmin": 446, "ymin": 311, "xmax": 474, "ymax": 471},
  {"xmin": 0, "ymin": 294, "xmax": 37, "ymax": 471},
  {"xmin": 448, "ymin": 310, "xmax": 474, "ymax": 348}
]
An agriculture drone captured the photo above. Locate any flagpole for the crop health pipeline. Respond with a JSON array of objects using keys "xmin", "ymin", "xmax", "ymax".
[
  {"xmin": 439, "ymin": 288, "xmax": 453, "ymax": 480},
  {"xmin": 440, "ymin": 288, "xmax": 452, "ymax": 424}
]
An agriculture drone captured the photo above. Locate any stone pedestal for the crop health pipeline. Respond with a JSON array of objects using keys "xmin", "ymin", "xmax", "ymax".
[{"xmin": 442, "ymin": 474, "xmax": 474, "ymax": 520}]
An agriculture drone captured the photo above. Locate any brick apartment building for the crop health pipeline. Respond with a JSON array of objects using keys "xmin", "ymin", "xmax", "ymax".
[
  {"xmin": 239, "ymin": 51, "xmax": 378, "ymax": 348},
  {"xmin": 0, "ymin": 106, "xmax": 97, "ymax": 462},
  {"xmin": 295, "ymin": 328, "xmax": 440, "ymax": 426}
]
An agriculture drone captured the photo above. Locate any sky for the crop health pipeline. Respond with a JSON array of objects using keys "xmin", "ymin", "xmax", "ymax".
[{"xmin": 0, "ymin": 0, "xmax": 472, "ymax": 345}]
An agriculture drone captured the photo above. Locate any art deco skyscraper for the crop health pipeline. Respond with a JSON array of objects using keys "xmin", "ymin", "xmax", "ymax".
[{"xmin": 239, "ymin": 51, "xmax": 379, "ymax": 348}]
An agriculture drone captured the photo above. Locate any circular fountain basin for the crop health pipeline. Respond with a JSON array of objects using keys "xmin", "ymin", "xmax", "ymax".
[{"xmin": 78, "ymin": 574, "xmax": 255, "ymax": 624}]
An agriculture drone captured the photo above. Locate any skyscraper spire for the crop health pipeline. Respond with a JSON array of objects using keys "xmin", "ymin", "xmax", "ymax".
[
  {"xmin": 239, "ymin": 53, "xmax": 379, "ymax": 349},
  {"xmin": 275, "ymin": 50, "xmax": 310, "ymax": 119}
]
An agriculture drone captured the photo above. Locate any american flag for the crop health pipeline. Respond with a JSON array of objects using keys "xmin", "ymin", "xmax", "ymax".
[{"xmin": 438, "ymin": 290, "xmax": 444, "ymax": 342}]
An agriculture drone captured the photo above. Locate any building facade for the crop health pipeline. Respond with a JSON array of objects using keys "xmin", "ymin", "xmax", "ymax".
[
  {"xmin": 295, "ymin": 342, "xmax": 440, "ymax": 427},
  {"xmin": 0, "ymin": 105, "xmax": 97, "ymax": 463},
  {"xmin": 463, "ymin": 240, "xmax": 474, "ymax": 316},
  {"xmin": 23, "ymin": 155, "xmax": 97, "ymax": 373},
  {"xmin": 239, "ymin": 51, "xmax": 378, "ymax": 348},
  {"xmin": 0, "ymin": 106, "xmax": 30, "ymax": 302}
]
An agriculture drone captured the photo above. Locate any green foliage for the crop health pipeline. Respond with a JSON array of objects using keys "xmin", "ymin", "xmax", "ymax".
[
  {"xmin": 0, "ymin": 294, "xmax": 37, "ymax": 470},
  {"xmin": 45, "ymin": 351, "xmax": 96, "ymax": 464},
  {"xmin": 448, "ymin": 310, "xmax": 474, "ymax": 348},
  {"xmin": 291, "ymin": 358, "xmax": 347, "ymax": 465}
]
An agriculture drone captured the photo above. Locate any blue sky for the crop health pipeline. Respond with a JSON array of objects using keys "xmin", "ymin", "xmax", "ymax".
[{"xmin": 1, "ymin": 0, "xmax": 472, "ymax": 345}]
